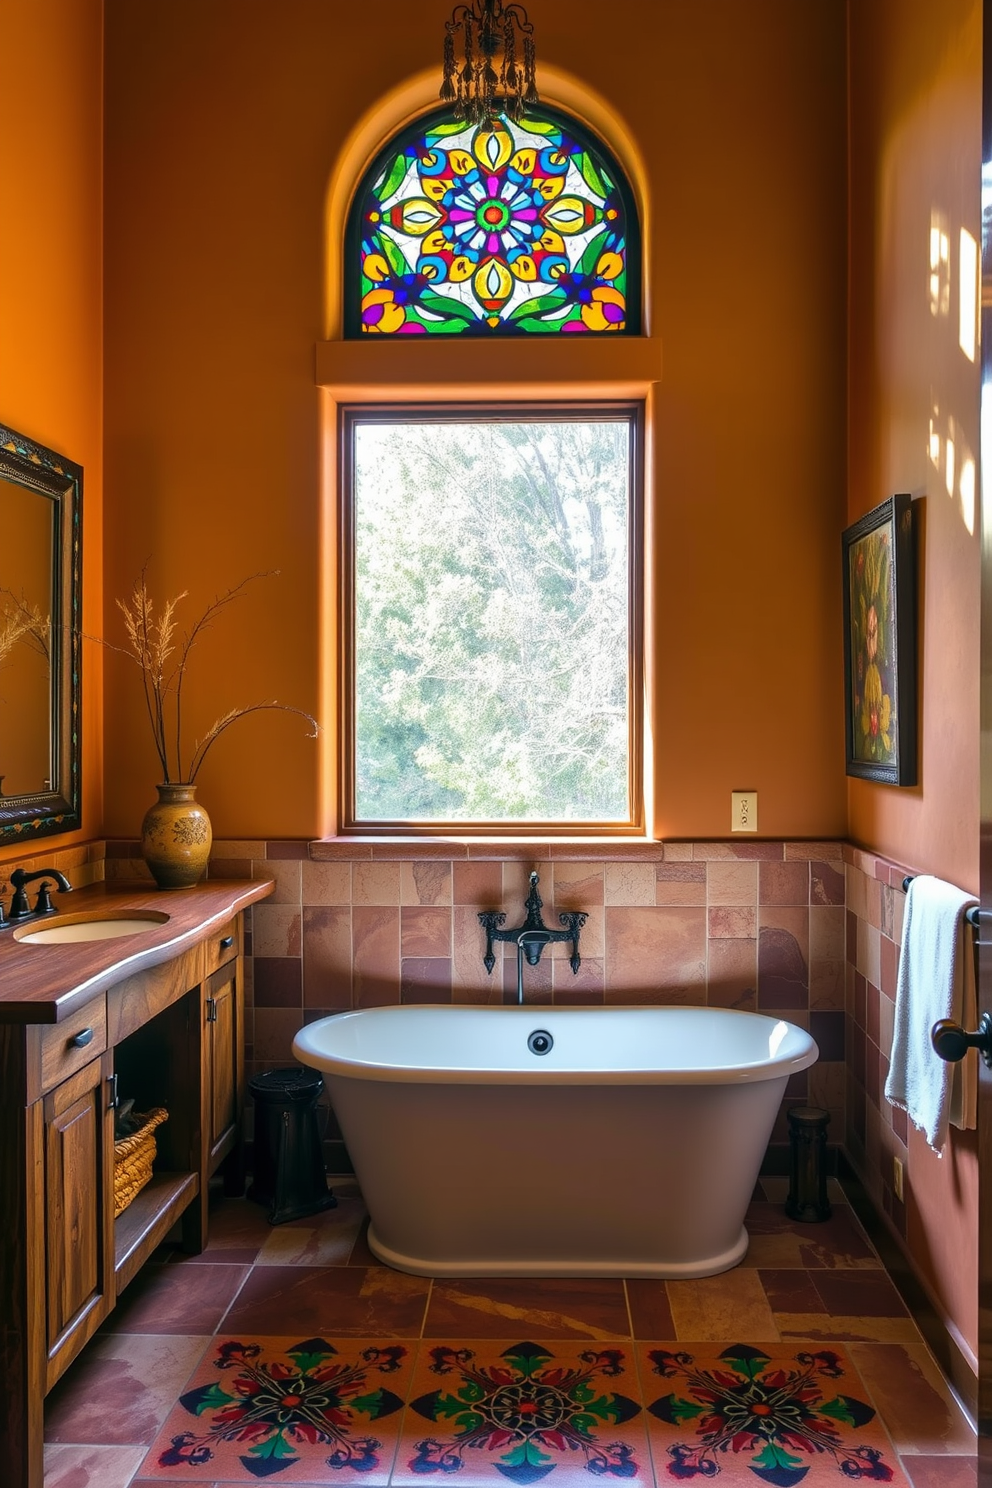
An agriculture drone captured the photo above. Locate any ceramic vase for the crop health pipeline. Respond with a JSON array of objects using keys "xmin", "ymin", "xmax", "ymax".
[{"xmin": 140, "ymin": 783, "xmax": 212, "ymax": 888}]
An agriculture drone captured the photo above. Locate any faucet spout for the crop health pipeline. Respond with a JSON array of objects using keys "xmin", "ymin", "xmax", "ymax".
[{"xmin": 516, "ymin": 929, "xmax": 552, "ymax": 1005}]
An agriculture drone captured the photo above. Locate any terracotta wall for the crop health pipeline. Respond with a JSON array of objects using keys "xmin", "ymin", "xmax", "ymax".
[
  {"xmin": 0, "ymin": 0, "xmax": 104, "ymax": 866},
  {"xmin": 845, "ymin": 0, "xmax": 982, "ymax": 1383},
  {"xmin": 101, "ymin": 0, "xmax": 848, "ymax": 843}
]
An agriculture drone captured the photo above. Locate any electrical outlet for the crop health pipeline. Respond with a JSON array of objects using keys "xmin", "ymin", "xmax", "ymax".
[
  {"xmin": 731, "ymin": 791, "xmax": 758, "ymax": 833},
  {"xmin": 893, "ymin": 1156, "xmax": 904, "ymax": 1202}
]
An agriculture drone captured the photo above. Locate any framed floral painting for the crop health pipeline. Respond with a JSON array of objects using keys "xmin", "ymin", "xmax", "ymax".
[{"xmin": 842, "ymin": 494, "xmax": 917, "ymax": 784}]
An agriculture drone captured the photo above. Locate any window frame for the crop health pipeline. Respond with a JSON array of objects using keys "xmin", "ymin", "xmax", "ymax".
[{"xmin": 338, "ymin": 399, "xmax": 645, "ymax": 837}]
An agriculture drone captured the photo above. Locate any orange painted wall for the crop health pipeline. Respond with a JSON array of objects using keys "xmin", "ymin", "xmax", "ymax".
[
  {"xmin": 847, "ymin": 0, "xmax": 982, "ymax": 1366},
  {"xmin": 102, "ymin": 0, "xmax": 848, "ymax": 841},
  {"xmin": 848, "ymin": 0, "xmax": 981, "ymax": 892},
  {"xmin": 0, "ymin": 0, "xmax": 104, "ymax": 866}
]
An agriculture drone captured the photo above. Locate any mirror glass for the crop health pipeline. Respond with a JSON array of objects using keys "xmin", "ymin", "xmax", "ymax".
[{"xmin": 0, "ymin": 424, "xmax": 81, "ymax": 841}]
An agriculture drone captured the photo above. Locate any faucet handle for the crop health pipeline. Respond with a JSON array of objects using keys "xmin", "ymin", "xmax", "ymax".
[{"xmin": 34, "ymin": 881, "xmax": 56, "ymax": 915}]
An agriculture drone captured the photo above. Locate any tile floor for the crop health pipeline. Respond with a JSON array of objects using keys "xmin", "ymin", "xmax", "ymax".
[{"xmin": 43, "ymin": 1177, "xmax": 976, "ymax": 1488}]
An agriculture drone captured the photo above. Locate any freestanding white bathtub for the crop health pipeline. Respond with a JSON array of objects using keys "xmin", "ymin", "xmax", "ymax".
[{"xmin": 292, "ymin": 1004, "xmax": 817, "ymax": 1279}]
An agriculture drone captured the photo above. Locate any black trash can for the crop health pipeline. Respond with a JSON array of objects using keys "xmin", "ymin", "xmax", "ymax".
[
  {"xmin": 785, "ymin": 1105, "xmax": 832, "ymax": 1223},
  {"xmin": 247, "ymin": 1067, "xmax": 337, "ymax": 1224}
]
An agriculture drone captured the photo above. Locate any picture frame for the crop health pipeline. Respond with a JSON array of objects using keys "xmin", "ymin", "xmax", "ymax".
[{"xmin": 842, "ymin": 493, "xmax": 917, "ymax": 785}]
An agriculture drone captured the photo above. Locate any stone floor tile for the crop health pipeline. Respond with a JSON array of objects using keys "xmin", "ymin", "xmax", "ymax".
[
  {"xmin": 43, "ymin": 1443, "xmax": 147, "ymax": 1488},
  {"xmin": 847, "ymin": 1341, "xmax": 976, "ymax": 1454},
  {"xmin": 625, "ymin": 1279, "xmax": 676, "ymax": 1339},
  {"xmin": 222, "ymin": 1263, "xmax": 430, "ymax": 1336},
  {"xmin": 900, "ymin": 1454, "xmax": 977, "ymax": 1487},
  {"xmin": 776, "ymin": 1312, "xmax": 923, "ymax": 1343},
  {"xmin": 424, "ymin": 1277, "xmax": 630, "ymax": 1340},
  {"xmin": 810, "ymin": 1268, "xmax": 909, "ymax": 1317},
  {"xmin": 665, "ymin": 1267, "xmax": 779, "ymax": 1341},
  {"xmin": 45, "ymin": 1333, "xmax": 211, "ymax": 1445},
  {"xmin": 99, "ymin": 1263, "xmax": 250, "ymax": 1335},
  {"xmin": 255, "ymin": 1193, "xmax": 367, "ymax": 1265}
]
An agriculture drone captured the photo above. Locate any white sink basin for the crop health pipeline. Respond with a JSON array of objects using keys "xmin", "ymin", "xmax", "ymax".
[{"xmin": 14, "ymin": 911, "xmax": 170, "ymax": 944}]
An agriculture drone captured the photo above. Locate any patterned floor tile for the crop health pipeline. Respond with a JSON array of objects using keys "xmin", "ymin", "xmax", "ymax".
[
  {"xmin": 139, "ymin": 1335, "xmax": 417, "ymax": 1483},
  {"xmin": 222, "ymin": 1264, "xmax": 430, "ymax": 1336},
  {"xmin": 391, "ymin": 1338, "xmax": 651, "ymax": 1486},
  {"xmin": 46, "ymin": 1333, "xmax": 212, "ymax": 1445},
  {"xmin": 424, "ymin": 1278, "xmax": 631, "ymax": 1341},
  {"xmin": 638, "ymin": 1339, "xmax": 911, "ymax": 1484}
]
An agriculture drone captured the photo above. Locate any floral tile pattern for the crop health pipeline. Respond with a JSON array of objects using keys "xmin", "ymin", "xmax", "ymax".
[
  {"xmin": 393, "ymin": 1340, "xmax": 651, "ymax": 1485},
  {"xmin": 141, "ymin": 1336, "xmax": 415, "ymax": 1482},
  {"xmin": 43, "ymin": 1188, "xmax": 974, "ymax": 1488},
  {"xmin": 642, "ymin": 1342, "xmax": 909, "ymax": 1485}
]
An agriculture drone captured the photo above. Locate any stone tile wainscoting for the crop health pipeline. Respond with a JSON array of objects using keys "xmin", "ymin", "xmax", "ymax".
[
  {"xmin": 842, "ymin": 842, "xmax": 980, "ymax": 1413},
  {"xmin": 101, "ymin": 836, "xmax": 849, "ymax": 1166}
]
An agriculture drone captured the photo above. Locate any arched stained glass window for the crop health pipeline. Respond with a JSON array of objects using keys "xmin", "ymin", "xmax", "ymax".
[{"xmin": 346, "ymin": 106, "xmax": 640, "ymax": 336}]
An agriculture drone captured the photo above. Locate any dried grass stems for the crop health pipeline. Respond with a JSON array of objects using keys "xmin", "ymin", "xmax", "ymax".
[
  {"xmin": 113, "ymin": 570, "xmax": 317, "ymax": 784},
  {"xmin": 0, "ymin": 589, "xmax": 50, "ymax": 667}
]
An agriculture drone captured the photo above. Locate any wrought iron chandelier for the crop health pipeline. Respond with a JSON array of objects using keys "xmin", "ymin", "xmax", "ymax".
[{"xmin": 440, "ymin": 0, "xmax": 539, "ymax": 126}]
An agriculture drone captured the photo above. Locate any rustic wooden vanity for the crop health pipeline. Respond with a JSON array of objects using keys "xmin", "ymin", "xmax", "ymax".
[{"xmin": 0, "ymin": 876, "xmax": 274, "ymax": 1488}]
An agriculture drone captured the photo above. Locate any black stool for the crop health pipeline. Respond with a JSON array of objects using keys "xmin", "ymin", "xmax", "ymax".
[
  {"xmin": 785, "ymin": 1105, "xmax": 832, "ymax": 1223},
  {"xmin": 247, "ymin": 1067, "xmax": 337, "ymax": 1224}
]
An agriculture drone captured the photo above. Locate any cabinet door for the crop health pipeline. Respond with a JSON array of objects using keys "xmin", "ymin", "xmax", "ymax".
[
  {"xmin": 44, "ymin": 1050, "xmax": 114, "ymax": 1386},
  {"xmin": 204, "ymin": 957, "xmax": 243, "ymax": 1186}
]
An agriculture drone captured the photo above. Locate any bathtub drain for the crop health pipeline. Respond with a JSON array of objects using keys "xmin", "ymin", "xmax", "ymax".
[{"xmin": 527, "ymin": 1030, "xmax": 554, "ymax": 1055}]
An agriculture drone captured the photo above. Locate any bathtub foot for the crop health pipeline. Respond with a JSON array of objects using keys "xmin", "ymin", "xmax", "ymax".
[{"xmin": 365, "ymin": 1222, "xmax": 749, "ymax": 1279}]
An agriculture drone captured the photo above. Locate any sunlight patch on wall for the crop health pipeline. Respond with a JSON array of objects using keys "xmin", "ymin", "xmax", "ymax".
[
  {"xmin": 958, "ymin": 228, "xmax": 978, "ymax": 363},
  {"xmin": 929, "ymin": 211, "xmax": 950, "ymax": 317}
]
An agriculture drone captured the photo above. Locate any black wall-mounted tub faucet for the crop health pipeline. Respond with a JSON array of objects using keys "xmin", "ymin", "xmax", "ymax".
[{"xmin": 479, "ymin": 870, "xmax": 587, "ymax": 1004}]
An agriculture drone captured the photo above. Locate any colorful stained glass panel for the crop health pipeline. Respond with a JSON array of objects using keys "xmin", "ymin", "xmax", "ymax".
[{"xmin": 351, "ymin": 109, "xmax": 635, "ymax": 335}]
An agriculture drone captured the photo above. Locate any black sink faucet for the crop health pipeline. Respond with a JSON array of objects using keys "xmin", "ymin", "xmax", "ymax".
[{"xmin": 7, "ymin": 867, "xmax": 72, "ymax": 921}]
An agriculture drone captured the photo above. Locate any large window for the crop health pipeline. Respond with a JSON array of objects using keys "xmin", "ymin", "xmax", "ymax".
[{"xmin": 340, "ymin": 406, "xmax": 643, "ymax": 833}]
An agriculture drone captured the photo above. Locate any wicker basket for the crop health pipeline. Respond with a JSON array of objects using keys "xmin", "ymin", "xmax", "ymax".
[{"xmin": 113, "ymin": 1107, "xmax": 168, "ymax": 1218}]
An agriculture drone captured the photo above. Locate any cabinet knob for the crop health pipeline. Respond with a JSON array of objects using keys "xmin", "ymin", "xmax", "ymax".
[
  {"xmin": 71, "ymin": 1027, "xmax": 94, "ymax": 1048},
  {"xmin": 219, "ymin": 935, "xmax": 234, "ymax": 950}
]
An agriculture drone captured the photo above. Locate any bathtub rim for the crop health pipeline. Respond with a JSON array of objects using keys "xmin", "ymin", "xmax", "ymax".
[
  {"xmin": 292, "ymin": 1003, "xmax": 819, "ymax": 1085},
  {"xmin": 364, "ymin": 1220, "xmax": 751, "ymax": 1279}
]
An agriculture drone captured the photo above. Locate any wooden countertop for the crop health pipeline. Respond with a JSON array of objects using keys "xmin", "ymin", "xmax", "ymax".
[{"xmin": 0, "ymin": 878, "xmax": 274, "ymax": 1024}]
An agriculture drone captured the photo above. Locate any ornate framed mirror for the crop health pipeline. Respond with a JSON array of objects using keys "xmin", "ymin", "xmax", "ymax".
[{"xmin": 0, "ymin": 422, "xmax": 81, "ymax": 841}]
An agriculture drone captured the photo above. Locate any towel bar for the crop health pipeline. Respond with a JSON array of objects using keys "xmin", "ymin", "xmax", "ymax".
[
  {"xmin": 899, "ymin": 875, "xmax": 991, "ymax": 1068},
  {"xmin": 901, "ymin": 875, "xmax": 983, "ymax": 929}
]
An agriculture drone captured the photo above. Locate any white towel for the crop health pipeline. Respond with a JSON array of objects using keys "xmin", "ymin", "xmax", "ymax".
[{"xmin": 884, "ymin": 874, "xmax": 978, "ymax": 1154}]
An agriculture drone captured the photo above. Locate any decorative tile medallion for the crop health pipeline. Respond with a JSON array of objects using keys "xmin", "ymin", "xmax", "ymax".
[
  {"xmin": 642, "ymin": 1343, "xmax": 908, "ymax": 1484},
  {"xmin": 142, "ymin": 1336, "xmax": 413, "ymax": 1481},
  {"xmin": 395, "ymin": 1340, "xmax": 649, "ymax": 1484}
]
